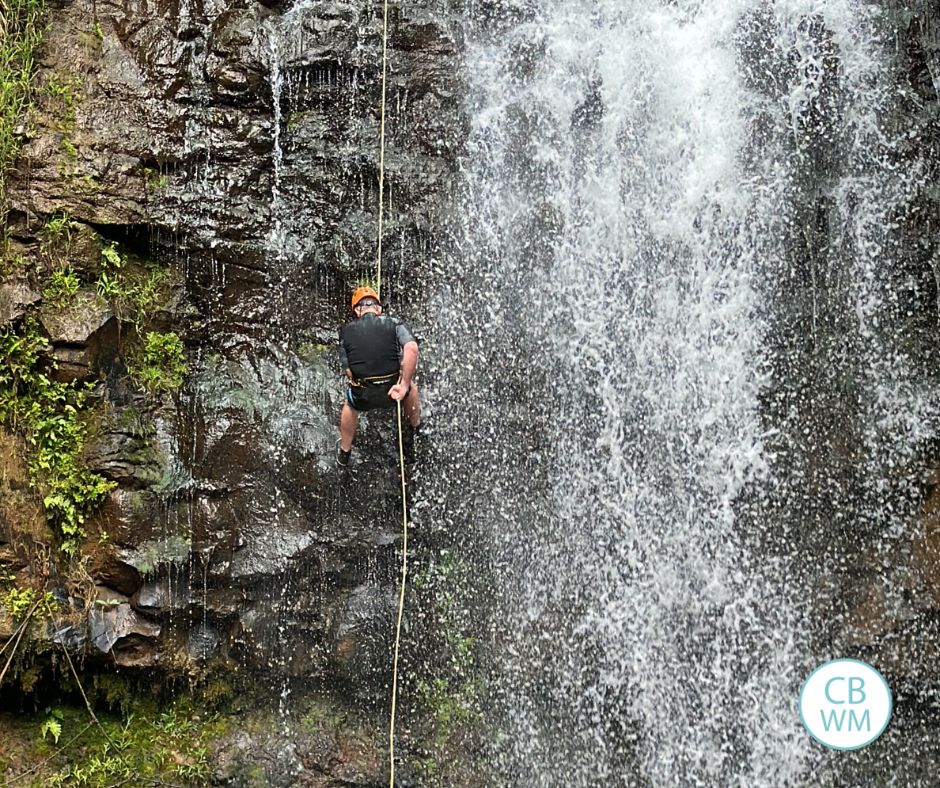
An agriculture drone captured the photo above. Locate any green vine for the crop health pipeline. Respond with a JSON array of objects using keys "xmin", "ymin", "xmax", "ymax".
[
  {"xmin": 0, "ymin": 0, "xmax": 48, "ymax": 206},
  {"xmin": 0, "ymin": 317, "xmax": 115, "ymax": 552}
]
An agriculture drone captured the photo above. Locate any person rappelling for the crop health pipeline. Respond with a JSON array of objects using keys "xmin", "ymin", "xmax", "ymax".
[{"xmin": 336, "ymin": 286, "xmax": 421, "ymax": 467}]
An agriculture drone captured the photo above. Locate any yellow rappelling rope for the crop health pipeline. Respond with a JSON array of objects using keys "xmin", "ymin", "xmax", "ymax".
[
  {"xmin": 388, "ymin": 402, "xmax": 409, "ymax": 788},
  {"xmin": 373, "ymin": 1, "xmax": 409, "ymax": 786},
  {"xmin": 375, "ymin": 0, "xmax": 390, "ymax": 302}
]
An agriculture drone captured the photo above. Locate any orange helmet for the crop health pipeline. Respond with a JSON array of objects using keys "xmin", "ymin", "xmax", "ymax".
[{"xmin": 351, "ymin": 286, "xmax": 380, "ymax": 309}]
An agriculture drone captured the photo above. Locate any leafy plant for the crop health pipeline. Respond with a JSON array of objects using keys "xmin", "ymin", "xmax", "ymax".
[
  {"xmin": 0, "ymin": 586, "xmax": 54, "ymax": 622},
  {"xmin": 96, "ymin": 242, "xmax": 173, "ymax": 331},
  {"xmin": 1, "ymin": 585, "xmax": 36, "ymax": 618},
  {"xmin": 40, "ymin": 700, "xmax": 220, "ymax": 785},
  {"xmin": 125, "ymin": 267, "xmax": 171, "ymax": 327},
  {"xmin": 100, "ymin": 243, "xmax": 123, "ymax": 269},
  {"xmin": 42, "ymin": 211, "xmax": 76, "ymax": 242},
  {"xmin": 0, "ymin": 318, "xmax": 115, "ymax": 550},
  {"xmin": 40, "ymin": 210, "xmax": 79, "ymax": 262},
  {"xmin": 42, "ymin": 265, "xmax": 79, "ymax": 306},
  {"xmin": 40, "ymin": 708, "xmax": 64, "ymax": 743},
  {"xmin": 95, "ymin": 269, "xmax": 120, "ymax": 299},
  {"xmin": 127, "ymin": 331, "xmax": 187, "ymax": 393}
]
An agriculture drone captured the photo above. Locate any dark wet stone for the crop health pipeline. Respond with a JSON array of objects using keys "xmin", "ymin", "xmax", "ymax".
[
  {"xmin": 51, "ymin": 622, "xmax": 87, "ymax": 651},
  {"xmin": 211, "ymin": 700, "xmax": 384, "ymax": 788},
  {"xmin": 37, "ymin": 291, "xmax": 119, "ymax": 381},
  {"xmin": 88, "ymin": 551, "xmax": 143, "ymax": 597},
  {"xmin": 0, "ymin": 275, "xmax": 40, "ymax": 326},
  {"xmin": 327, "ymin": 584, "xmax": 395, "ymax": 694},
  {"xmin": 39, "ymin": 291, "xmax": 112, "ymax": 343},
  {"xmin": 187, "ymin": 622, "xmax": 220, "ymax": 659},
  {"xmin": 88, "ymin": 586, "xmax": 161, "ymax": 655},
  {"xmin": 84, "ymin": 406, "xmax": 175, "ymax": 489}
]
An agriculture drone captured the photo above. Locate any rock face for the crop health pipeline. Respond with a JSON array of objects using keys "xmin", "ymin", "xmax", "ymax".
[
  {"xmin": 3, "ymin": 1, "xmax": 937, "ymax": 782},
  {"xmin": 2, "ymin": 0, "xmax": 462, "ymax": 704}
]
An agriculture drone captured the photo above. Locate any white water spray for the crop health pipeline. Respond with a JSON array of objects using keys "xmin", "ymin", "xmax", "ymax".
[{"xmin": 426, "ymin": 1, "xmax": 937, "ymax": 784}]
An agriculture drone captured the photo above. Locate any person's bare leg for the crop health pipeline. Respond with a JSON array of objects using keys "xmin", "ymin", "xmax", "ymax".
[
  {"xmin": 339, "ymin": 403, "xmax": 359, "ymax": 451},
  {"xmin": 403, "ymin": 384, "xmax": 421, "ymax": 428}
]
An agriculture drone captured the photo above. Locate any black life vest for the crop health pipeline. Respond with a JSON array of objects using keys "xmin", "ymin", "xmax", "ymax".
[{"xmin": 340, "ymin": 314, "xmax": 402, "ymax": 380}]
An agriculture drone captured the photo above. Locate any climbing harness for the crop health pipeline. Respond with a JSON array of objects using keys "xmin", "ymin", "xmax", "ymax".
[
  {"xmin": 349, "ymin": 371, "xmax": 400, "ymax": 388},
  {"xmin": 372, "ymin": 1, "xmax": 409, "ymax": 786}
]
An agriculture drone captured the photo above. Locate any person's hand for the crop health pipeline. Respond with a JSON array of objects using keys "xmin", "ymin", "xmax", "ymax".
[
  {"xmin": 344, "ymin": 368, "xmax": 353, "ymax": 381},
  {"xmin": 388, "ymin": 382, "xmax": 408, "ymax": 401}
]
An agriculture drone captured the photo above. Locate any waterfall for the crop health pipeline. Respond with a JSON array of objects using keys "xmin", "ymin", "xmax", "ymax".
[{"xmin": 424, "ymin": 1, "xmax": 940, "ymax": 785}]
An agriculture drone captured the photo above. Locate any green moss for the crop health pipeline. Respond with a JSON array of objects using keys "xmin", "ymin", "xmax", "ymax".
[
  {"xmin": 414, "ymin": 675, "xmax": 479, "ymax": 749},
  {"xmin": 71, "ymin": 174, "xmax": 98, "ymax": 194},
  {"xmin": 0, "ymin": 0, "xmax": 47, "ymax": 208},
  {"xmin": 1, "ymin": 252, "xmax": 27, "ymax": 277},
  {"xmin": 76, "ymin": 22, "xmax": 103, "ymax": 54},
  {"xmin": 296, "ymin": 340, "xmax": 331, "ymax": 365},
  {"xmin": 59, "ymin": 136, "xmax": 77, "ymax": 162},
  {"xmin": 142, "ymin": 166, "xmax": 168, "ymax": 192},
  {"xmin": 0, "ymin": 317, "xmax": 116, "ymax": 551},
  {"xmin": 286, "ymin": 109, "xmax": 311, "ymax": 131},
  {"xmin": 0, "ymin": 695, "xmax": 228, "ymax": 786},
  {"xmin": 44, "ymin": 72, "xmax": 82, "ymax": 172},
  {"xmin": 414, "ymin": 757, "xmax": 441, "ymax": 779},
  {"xmin": 298, "ymin": 697, "xmax": 345, "ymax": 734},
  {"xmin": 125, "ymin": 535, "xmax": 191, "ymax": 576},
  {"xmin": 196, "ymin": 678, "xmax": 235, "ymax": 710},
  {"xmin": 409, "ymin": 549, "xmax": 484, "ymax": 769}
]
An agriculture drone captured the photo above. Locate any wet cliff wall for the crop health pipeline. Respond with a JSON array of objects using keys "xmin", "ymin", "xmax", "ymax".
[
  {"xmin": 2, "ymin": 0, "xmax": 940, "ymax": 786},
  {"xmin": 1, "ymin": 0, "xmax": 463, "ymax": 744}
]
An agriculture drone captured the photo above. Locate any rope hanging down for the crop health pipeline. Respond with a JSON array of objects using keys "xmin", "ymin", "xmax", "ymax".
[
  {"xmin": 388, "ymin": 403, "xmax": 409, "ymax": 788},
  {"xmin": 373, "ymin": 2, "xmax": 410, "ymax": 786},
  {"xmin": 375, "ymin": 0, "xmax": 390, "ymax": 302}
]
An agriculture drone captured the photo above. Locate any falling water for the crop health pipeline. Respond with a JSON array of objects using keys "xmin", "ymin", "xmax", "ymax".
[
  {"xmin": 424, "ymin": 1, "xmax": 940, "ymax": 785},
  {"xmin": 267, "ymin": 31, "xmax": 286, "ymax": 267}
]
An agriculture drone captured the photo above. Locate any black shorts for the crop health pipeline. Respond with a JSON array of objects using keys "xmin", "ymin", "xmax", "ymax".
[{"xmin": 346, "ymin": 378, "xmax": 407, "ymax": 412}]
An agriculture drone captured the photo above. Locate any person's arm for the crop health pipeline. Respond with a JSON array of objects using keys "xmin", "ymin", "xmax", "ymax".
[
  {"xmin": 339, "ymin": 330, "xmax": 352, "ymax": 380},
  {"xmin": 398, "ymin": 341, "xmax": 418, "ymax": 387},
  {"xmin": 389, "ymin": 322, "xmax": 418, "ymax": 401},
  {"xmin": 388, "ymin": 341, "xmax": 417, "ymax": 401}
]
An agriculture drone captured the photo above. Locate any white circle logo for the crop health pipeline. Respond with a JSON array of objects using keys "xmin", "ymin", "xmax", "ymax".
[{"xmin": 799, "ymin": 659, "xmax": 892, "ymax": 750}]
